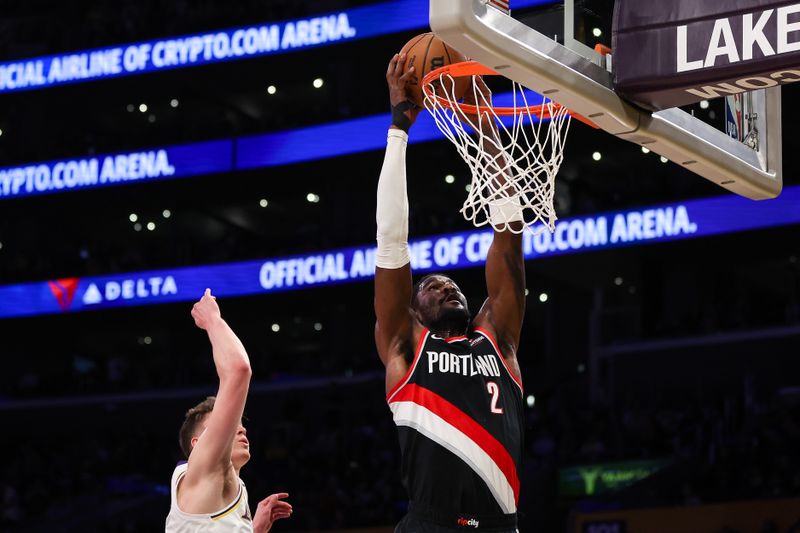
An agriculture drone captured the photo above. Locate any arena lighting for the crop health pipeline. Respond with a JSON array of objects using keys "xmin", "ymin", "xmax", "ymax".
[
  {"xmin": 699, "ymin": 100, "xmax": 710, "ymax": 109},
  {"xmin": 641, "ymin": 147, "xmax": 650, "ymax": 154},
  {"xmin": 148, "ymin": 114, "xmax": 156, "ymax": 123},
  {"xmin": 129, "ymin": 213, "xmax": 138, "ymax": 222},
  {"xmin": 577, "ymin": 364, "xmax": 586, "ymax": 373},
  {"xmin": 526, "ymin": 395, "xmax": 535, "ymax": 407},
  {"xmin": 445, "ymin": 174, "xmax": 455, "ymax": 184},
  {"xmin": 592, "ymin": 27, "xmax": 602, "ymax": 37},
  {"xmin": 614, "ymin": 276, "xmax": 623, "ymax": 286},
  {"xmin": 133, "ymin": 223, "xmax": 142, "ymax": 231},
  {"xmin": 592, "ymin": 151, "xmax": 602, "ymax": 161},
  {"xmin": 465, "ymin": 184, "xmax": 472, "ymax": 192},
  {"xmin": 314, "ymin": 322, "xmax": 323, "ymax": 331},
  {"xmin": 524, "ymin": 288, "xmax": 529, "ymax": 296},
  {"xmin": 271, "ymin": 323, "xmax": 280, "ymax": 332},
  {"xmin": 306, "ymin": 193, "xmax": 320, "ymax": 203},
  {"xmin": 267, "ymin": 85, "xmax": 277, "ymax": 95},
  {"xmin": 143, "ymin": 336, "xmax": 152, "ymax": 345},
  {"xmin": 313, "ymin": 78, "xmax": 324, "ymax": 88},
  {"xmin": 660, "ymin": 156, "xmax": 669, "ymax": 163},
  {"xmin": 259, "ymin": 198, "xmax": 268, "ymax": 208},
  {"xmin": 139, "ymin": 103, "xmax": 147, "ymax": 113},
  {"xmin": 146, "ymin": 222, "xmax": 156, "ymax": 231},
  {"xmin": 162, "ymin": 209, "xmax": 171, "ymax": 218},
  {"xmin": 170, "ymin": 99, "xmax": 179, "ymax": 108},
  {"xmin": 126, "ymin": 104, "xmax": 134, "ymax": 112},
  {"xmin": 539, "ymin": 293, "xmax": 548, "ymax": 303},
  {"xmin": 0, "ymin": 128, "xmax": 4, "ymax": 136}
]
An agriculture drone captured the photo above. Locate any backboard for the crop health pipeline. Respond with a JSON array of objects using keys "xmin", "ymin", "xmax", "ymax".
[{"xmin": 429, "ymin": 0, "xmax": 783, "ymax": 200}]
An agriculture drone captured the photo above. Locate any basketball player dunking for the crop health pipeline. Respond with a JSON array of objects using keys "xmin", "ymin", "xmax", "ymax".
[
  {"xmin": 165, "ymin": 289, "xmax": 292, "ymax": 532},
  {"xmin": 375, "ymin": 54, "xmax": 525, "ymax": 532}
]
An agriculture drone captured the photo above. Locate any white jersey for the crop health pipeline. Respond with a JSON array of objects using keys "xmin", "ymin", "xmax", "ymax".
[{"xmin": 165, "ymin": 462, "xmax": 253, "ymax": 533}]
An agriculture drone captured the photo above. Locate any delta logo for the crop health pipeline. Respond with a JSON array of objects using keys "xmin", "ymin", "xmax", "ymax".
[
  {"xmin": 81, "ymin": 276, "xmax": 178, "ymax": 305},
  {"xmin": 457, "ymin": 517, "xmax": 479, "ymax": 528},
  {"xmin": 48, "ymin": 278, "xmax": 80, "ymax": 311}
]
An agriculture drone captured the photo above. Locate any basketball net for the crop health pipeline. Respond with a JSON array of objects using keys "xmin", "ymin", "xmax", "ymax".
[{"xmin": 423, "ymin": 64, "xmax": 571, "ymax": 234}]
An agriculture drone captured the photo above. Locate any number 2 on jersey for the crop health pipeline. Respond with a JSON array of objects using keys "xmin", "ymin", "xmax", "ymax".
[{"xmin": 486, "ymin": 381, "xmax": 504, "ymax": 414}]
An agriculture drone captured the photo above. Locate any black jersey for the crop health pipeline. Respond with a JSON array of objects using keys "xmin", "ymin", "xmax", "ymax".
[{"xmin": 387, "ymin": 327, "xmax": 524, "ymax": 518}]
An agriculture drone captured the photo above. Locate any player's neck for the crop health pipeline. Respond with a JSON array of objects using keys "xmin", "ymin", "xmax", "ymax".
[{"xmin": 429, "ymin": 325, "xmax": 469, "ymax": 339}]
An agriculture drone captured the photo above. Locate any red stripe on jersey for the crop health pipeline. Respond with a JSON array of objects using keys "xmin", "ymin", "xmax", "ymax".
[
  {"xmin": 390, "ymin": 383, "xmax": 520, "ymax": 503},
  {"xmin": 386, "ymin": 328, "xmax": 429, "ymax": 401},
  {"xmin": 474, "ymin": 327, "xmax": 523, "ymax": 393}
]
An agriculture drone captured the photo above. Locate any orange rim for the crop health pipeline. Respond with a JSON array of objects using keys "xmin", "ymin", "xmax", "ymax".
[{"xmin": 421, "ymin": 60, "xmax": 599, "ymax": 129}]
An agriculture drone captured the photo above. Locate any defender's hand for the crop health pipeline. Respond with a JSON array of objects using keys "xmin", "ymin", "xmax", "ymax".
[
  {"xmin": 252, "ymin": 493, "xmax": 292, "ymax": 533},
  {"xmin": 386, "ymin": 53, "xmax": 420, "ymax": 131},
  {"xmin": 191, "ymin": 288, "xmax": 222, "ymax": 330}
]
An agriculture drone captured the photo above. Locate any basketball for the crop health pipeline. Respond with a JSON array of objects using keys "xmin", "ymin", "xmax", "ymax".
[{"xmin": 399, "ymin": 32, "xmax": 470, "ymax": 108}]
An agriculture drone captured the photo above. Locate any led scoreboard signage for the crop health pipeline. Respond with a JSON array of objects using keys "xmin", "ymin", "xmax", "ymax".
[
  {"xmin": 1, "ymin": 186, "xmax": 798, "ymax": 319},
  {"xmin": 0, "ymin": 0, "xmax": 553, "ymax": 93},
  {"xmin": 0, "ymin": 92, "xmax": 535, "ymax": 200}
]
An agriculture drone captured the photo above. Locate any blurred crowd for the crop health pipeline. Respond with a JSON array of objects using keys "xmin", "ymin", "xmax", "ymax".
[{"xmin": 2, "ymin": 373, "xmax": 799, "ymax": 532}]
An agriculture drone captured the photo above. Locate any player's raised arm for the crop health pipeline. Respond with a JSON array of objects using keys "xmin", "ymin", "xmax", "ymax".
[
  {"xmin": 470, "ymin": 78, "xmax": 526, "ymax": 376},
  {"xmin": 184, "ymin": 289, "xmax": 252, "ymax": 486},
  {"xmin": 374, "ymin": 53, "xmax": 419, "ymax": 388}
]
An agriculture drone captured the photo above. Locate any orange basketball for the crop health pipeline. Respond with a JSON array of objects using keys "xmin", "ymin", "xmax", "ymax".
[{"xmin": 399, "ymin": 33, "xmax": 470, "ymax": 108}]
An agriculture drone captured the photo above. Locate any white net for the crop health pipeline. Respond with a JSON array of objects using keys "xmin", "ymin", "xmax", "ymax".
[{"xmin": 423, "ymin": 72, "xmax": 571, "ymax": 234}]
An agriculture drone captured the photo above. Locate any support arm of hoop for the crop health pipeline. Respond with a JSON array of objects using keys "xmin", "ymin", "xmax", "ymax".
[{"xmin": 375, "ymin": 129, "xmax": 410, "ymax": 269}]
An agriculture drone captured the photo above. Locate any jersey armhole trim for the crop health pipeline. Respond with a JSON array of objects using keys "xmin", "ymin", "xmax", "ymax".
[
  {"xmin": 474, "ymin": 327, "xmax": 524, "ymax": 394},
  {"xmin": 387, "ymin": 328, "xmax": 429, "ymax": 402},
  {"xmin": 211, "ymin": 485, "xmax": 244, "ymax": 520}
]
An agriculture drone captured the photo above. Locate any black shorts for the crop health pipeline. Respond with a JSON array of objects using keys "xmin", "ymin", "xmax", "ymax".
[{"xmin": 395, "ymin": 502, "xmax": 518, "ymax": 533}]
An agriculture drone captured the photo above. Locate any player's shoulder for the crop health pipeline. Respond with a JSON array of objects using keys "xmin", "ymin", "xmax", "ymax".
[{"xmin": 171, "ymin": 461, "xmax": 188, "ymax": 483}]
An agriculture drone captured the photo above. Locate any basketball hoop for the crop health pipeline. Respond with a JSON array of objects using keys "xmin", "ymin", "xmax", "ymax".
[{"xmin": 422, "ymin": 61, "xmax": 596, "ymax": 234}]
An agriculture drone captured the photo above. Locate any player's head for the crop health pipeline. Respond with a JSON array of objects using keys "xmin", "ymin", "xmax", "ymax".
[
  {"xmin": 179, "ymin": 396, "xmax": 250, "ymax": 468},
  {"xmin": 412, "ymin": 274, "xmax": 471, "ymax": 334}
]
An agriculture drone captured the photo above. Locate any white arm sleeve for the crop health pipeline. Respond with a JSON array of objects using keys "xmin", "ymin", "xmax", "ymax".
[{"xmin": 375, "ymin": 129, "xmax": 411, "ymax": 269}]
